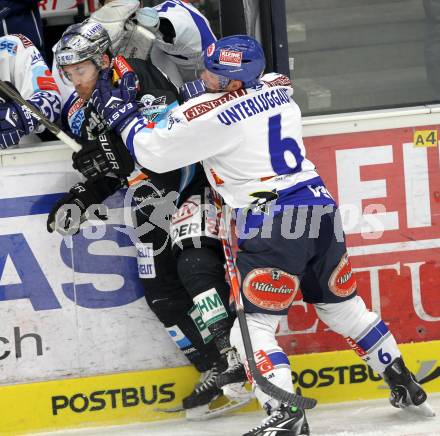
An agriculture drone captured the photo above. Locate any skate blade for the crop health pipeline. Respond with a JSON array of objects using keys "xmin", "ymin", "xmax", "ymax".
[
  {"xmin": 185, "ymin": 394, "xmax": 253, "ymax": 421},
  {"xmin": 153, "ymin": 404, "xmax": 184, "ymax": 413}
]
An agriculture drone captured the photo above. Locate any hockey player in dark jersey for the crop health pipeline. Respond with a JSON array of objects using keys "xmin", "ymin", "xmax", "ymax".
[{"xmin": 47, "ymin": 20, "xmax": 249, "ymax": 418}]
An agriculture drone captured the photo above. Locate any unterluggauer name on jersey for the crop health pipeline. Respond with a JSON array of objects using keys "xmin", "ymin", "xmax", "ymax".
[{"xmin": 217, "ymin": 88, "xmax": 291, "ymax": 125}]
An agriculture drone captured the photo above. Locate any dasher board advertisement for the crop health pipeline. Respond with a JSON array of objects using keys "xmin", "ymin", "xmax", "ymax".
[
  {"xmin": 38, "ymin": 0, "xmax": 98, "ymax": 18},
  {"xmin": 1, "ymin": 123, "xmax": 438, "ymax": 385},
  {"xmin": 0, "ymin": 159, "xmax": 185, "ymax": 385},
  {"xmin": 277, "ymin": 125, "xmax": 440, "ymax": 355}
]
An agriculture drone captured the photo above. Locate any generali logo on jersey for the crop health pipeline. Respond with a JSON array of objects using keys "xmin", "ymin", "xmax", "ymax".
[
  {"xmin": 219, "ymin": 49, "xmax": 243, "ymax": 66},
  {"xmin": 183, "ymin": 89, "xmax": 247, "ymax": 121}
]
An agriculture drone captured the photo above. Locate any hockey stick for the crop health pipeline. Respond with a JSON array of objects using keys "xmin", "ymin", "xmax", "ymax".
[
  {"xmin": 75, "ymin": 0, "xmax": 86, "ymax": 23},
  {"xmin": 0, "ymin": 80, "xmax": 82, "ymax": 152},
  {"xmin": 211, "ymin": 190, "xmax": 317, "ymax": 410}
]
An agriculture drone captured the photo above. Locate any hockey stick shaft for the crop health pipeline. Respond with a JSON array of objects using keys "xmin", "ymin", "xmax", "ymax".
[
  {"xmin": 211, "ymin": 190, "xmax": 317, "ymax": 410},
  {"xmin": 76, "ymin": 0, "xmax": 86, "ymax": 22},
  {"xmin": 0, "ymin": 80, "xmax": 82, "ymax": 152}
]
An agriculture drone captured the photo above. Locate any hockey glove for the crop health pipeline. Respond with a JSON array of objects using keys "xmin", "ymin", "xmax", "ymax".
[
  {"xmin": 180, "ymin": 79, "xmax": 206, "ymax": 102},
  {"xmin": 0, "ymin": 101, "xmax": 37, "ymax": 149},
  {"xmin": 91, "ymin": 68, "xmax": 139, "ymax": 135},
  {"xmin": 47, "ymin": 176, "xmax": 124, "ymax": 235},
  {"xmin": 73, "ymin": 130, "xmax": 135, "ymax": 180}
]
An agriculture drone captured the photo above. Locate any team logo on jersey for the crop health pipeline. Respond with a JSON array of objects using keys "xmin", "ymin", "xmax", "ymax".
[
  {"xmin": 243, "ymin": 268, "xmax": 299, "ymax": 311},
  {"xmin": 219, "ymin": 49, "xmax": 242, "ymax": 67},
  {"xmin": 247, "ymin": 190, "xmax": 279, "ymax": 214},
  {"xmin": 328, "ymin": 253, "xmax": 357, "ymax": 297},
  {"xmin": 140, "ymin": 94, "xmax": 167, "ymax": 124}
]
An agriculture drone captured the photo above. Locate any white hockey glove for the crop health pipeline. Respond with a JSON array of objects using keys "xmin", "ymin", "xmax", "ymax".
[{"xmin": 90, "ymin": 0, "xmax": 140, "ymax": 53}]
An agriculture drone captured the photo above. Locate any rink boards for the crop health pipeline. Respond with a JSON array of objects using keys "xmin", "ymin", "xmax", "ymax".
[
  {"xmin": 0, "ymin": 108, "xmax": 440, "ymax": 434},
  {"xmin": 0, "ymin": 340, "xmax": 439, "ymax": 435}
]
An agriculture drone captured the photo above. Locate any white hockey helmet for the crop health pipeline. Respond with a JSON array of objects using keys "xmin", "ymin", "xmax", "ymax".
[{"xmin": 55, "ymin": 19, "xmax": 112, "ymax": 69}]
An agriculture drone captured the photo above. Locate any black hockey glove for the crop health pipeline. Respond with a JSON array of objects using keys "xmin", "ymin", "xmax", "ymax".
[
  {"xmin": 47, "ymin": 176, "xmax": 124, "ymax": 235},
  {"xmin": 72, "ymin": 130, "xmax": 135, "ymax": 180}
]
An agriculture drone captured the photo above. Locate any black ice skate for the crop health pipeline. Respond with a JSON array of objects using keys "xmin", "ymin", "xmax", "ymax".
[
  {"xmin": 383, "ymin": 357, "xmax": 435, "ymax": 417},
  {"xmin": 182, "ymin": 358, "xmax": 226, "ymax": 410},
  {"xmin": 243, "ymin": 404, "xmax": 309, "ymax": 436},
  {"xmin": 184, "ymin": 351, "xmax": 252, "ymax": 420},
  {"xmin": 216, "ymin": 348, "xmax": 247, "ymax": 388}
]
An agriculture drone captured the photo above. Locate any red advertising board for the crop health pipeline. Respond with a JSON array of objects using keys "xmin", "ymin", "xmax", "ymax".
[
  {"xmin": 38, "ymin": 0, "xmax": 99, "ymax": 17},
  {"xmin": 278, "ymin": 125, "xmax": 440, "ymax": 355}
]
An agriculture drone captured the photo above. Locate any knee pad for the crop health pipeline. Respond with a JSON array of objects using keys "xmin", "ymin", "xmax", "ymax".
[{"xmin": 315, "ymin": 296, "xmax": 400, "ymax": 373}]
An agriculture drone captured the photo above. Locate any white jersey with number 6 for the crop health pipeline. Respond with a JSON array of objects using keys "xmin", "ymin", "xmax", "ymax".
[{"xmin": 122, "ymin": 73, "xmax": 325, "ymax": 209}]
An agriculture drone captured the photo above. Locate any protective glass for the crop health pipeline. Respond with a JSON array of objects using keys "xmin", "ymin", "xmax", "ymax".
[
  {"xmin": 194, "ymin": 52, "xmax": 206, "ymax": 79},
  {"xmin": 195, "ymin": 53, "xmax": 230, "ymax": 90},
  {"xmin": 200, "ymin": 69, "xmax": 231, "ymax": 91},
  {"xmin": 60, "ymin": 61, "xmax": 100, "ymax": 86}
]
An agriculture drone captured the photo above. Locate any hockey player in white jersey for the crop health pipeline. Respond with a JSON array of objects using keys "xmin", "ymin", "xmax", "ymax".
[
  {"xmin": 135, "ymin": 0, "xmax": 216, "ymax": 83},
  {"xmin": 0, "ymin": 34, "xmax": 61, "ymax": 149},
  {"xmin": 91, "ymin": 35, "xmax": 435, "ymax": 435},
  {"xmin": 91, "ymin": 0, "xmax": 216, "ymax": 86}
]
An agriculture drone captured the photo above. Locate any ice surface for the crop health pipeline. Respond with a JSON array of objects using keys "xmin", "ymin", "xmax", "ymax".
[{"xmin": 33, "ymin": 393, "xmax": 440, "ymax": 436}]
